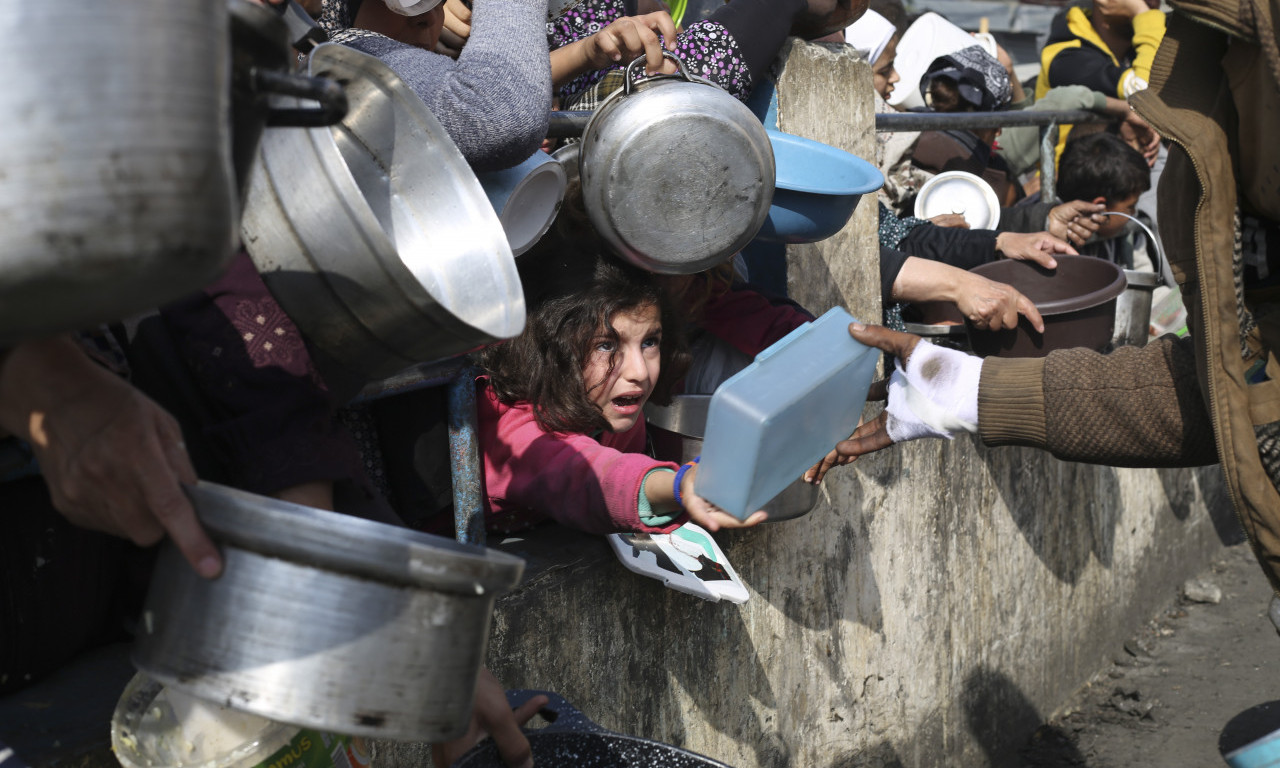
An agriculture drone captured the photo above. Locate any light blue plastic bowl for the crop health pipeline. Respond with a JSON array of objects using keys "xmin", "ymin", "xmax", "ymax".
[
  {"xmin": 694, "ymin": 307, "xmax": 879, "ymax": 520},
  {"xmin": 754, "ymin": 130, "xmax": 884, "ymax": 244}
]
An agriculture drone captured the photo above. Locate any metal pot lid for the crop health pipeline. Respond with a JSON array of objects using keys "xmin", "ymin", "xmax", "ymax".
[
  {"xmin": 186, "ymin": 481, "xmax": 525, "ymax": 596},
  {"xmin": 580, "ymin": 54, "xmax": 775, "ymax": 275}
]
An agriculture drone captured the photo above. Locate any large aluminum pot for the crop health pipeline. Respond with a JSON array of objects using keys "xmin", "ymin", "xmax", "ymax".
[
  {"xmin": 0, "ymin": 0, "xmax": 237, "ymax": 342},
  {"xmin": 132, "ymin": 481, "xmax": 526, "ymax": 741},
  {"xmin": 242, "ymin": 44, "xmax": 524, "ymax": 386},
  {"xmin": 579, "ymin": 52, "xmax": 775, "ymax": 275}
]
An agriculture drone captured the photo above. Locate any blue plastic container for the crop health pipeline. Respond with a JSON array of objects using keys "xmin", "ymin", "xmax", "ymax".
[
  {"xmin": 694, "ymin": 307, "xmax": 879, "ymax": 520},
  {"xmin": 754, "ymin": 130, "xmax": 884, "ymax": 244},
  {"xmin": 1227, "ymin": 727, "xmax": 1280, "ymax": 767}
]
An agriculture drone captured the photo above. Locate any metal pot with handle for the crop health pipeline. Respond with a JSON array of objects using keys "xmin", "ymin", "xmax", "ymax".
[
  {"xmin": 1103, "ymin": 211, "xmax": 1167, "ymax": 349},
  {"xmin": 0, "ymin": 0, "xmax": 237, "ymax": 342},
  {"xmin": 242, "ymin": 43, "xmax": 524, "ymax": 387},
  {"xmin": 132, "ymin": 482, "xmax": 526, "ymax": 741},
  {"xmin": 579, "ymin": 52, "xmax": 775, "ymax": 274}
]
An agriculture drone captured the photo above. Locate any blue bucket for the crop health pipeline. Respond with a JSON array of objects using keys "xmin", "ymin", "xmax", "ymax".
[{"xmin": 754, "ymin": 130, "xmax": 883, "ymax": 244}]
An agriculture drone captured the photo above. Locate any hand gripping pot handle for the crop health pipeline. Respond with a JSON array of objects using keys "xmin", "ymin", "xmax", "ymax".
[{"xmin": 622, "ymin": 49, "xmax": 707, "ymax": 94}]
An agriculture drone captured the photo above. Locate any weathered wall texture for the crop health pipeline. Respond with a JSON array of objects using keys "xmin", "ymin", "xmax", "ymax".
[{"xmin": 378, "ymin": 40, "xmax": 1232, "ymax": 768}]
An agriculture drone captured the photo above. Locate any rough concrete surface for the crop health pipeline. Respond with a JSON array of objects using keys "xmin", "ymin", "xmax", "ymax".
[{"xmin": 1020, "ymin": 541, "xmax": 1280, "ymax": 768}]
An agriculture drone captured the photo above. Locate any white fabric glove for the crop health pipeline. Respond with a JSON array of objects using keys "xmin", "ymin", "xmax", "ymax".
[{"xmin": 884, "ymin": 340, "xmax": 983, "ymax": 442}]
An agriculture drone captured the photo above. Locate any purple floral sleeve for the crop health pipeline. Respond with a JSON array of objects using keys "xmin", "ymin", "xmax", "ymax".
[{"xmin": 549, "ymin": 0, "xmax": 753, "ymax": 103}]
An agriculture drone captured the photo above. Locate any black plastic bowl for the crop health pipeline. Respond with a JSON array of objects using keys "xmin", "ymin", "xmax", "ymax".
[{"xmin": 965, "ymin": 255, "xmax": 1127, "ymax": 358}]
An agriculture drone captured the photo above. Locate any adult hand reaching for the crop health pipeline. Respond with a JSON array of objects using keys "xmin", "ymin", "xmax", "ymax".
[
  {"xmin": 1046, "ymin": 200, "xmax": 1107, "ymax": 246},
  {"xmin": 806, "ymin": 323, "xmax": 985, "ymax": 482},
  {"xmin": 0, "ymin": 337, "xmax": 221, "ymax": 578},
  {"xmin": 954, "ymin": 270, "xmax": 1045, "ymax": 333},
  {"xmin": 994, "ymin": 230, "xmax": 1078, "ymax": 269},
  {"xmin": 435, "ymin": 0, "xmax": 472, "ymax": 58},
  {"xmin": 431, "ymin": 668, "xmax": 546, "ymax": 768},
  {"xmin": 928, "ymin": 213, "xmax": 970, "ymax": 229},
  {"xmin": 551, "ymin": 12, "xmax": 678, "ymax": 87},
  {"xmin": 1119, "ymin": 110, "xmax": 1161, "ymax": 166}
]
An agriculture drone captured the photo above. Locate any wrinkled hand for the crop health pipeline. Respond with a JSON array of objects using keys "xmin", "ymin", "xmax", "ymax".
[
  {"xmin": 1046, "ymin": 200, "xmax": 1106, "ymax": 246},
  {"xmin": 435, "ymin": 0, "xmax": 471, "ymax": 58},
  {"xmin": 994, "ymin": 230, "xmax": 1077, "ymax": 269},
  {"xmin": 431, "ymin": 668, "xmax": 546, "ymax": 768},
  {"xmin": 955, "ymin": 271, "xmax": 1045, "ymax": 332},
  {"xmin": 680, "ymin": 463, "xmax": 767, "ymax": 531},
  {"xmin": 805, "ymin": 324, "xmax": 922, "ymax": 482},
  {"xmin": 1118, "ymin": 110, "xmax": 1161, "ymax": 167},
  {"xmin": 929, "ymin": 213, "xmax": 970, "ymax": 229},
  {"xmin": 0, "ymin": 337, "xmax": 220, "ymax": 578},
  {"xmin": 1093, "ymin": 0, "xmax": 1151, "ymax": 18},
  {"xmin": 584, "ymin": 12, "xmax": 678, "ymax": 74}
]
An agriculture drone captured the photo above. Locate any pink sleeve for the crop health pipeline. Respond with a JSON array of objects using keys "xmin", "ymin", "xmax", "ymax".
[
  {"xmin": 477, "ymin": 389, "xmax": 683, "ymax": 534},
  {"xmin": 697, "ymin": 284, "xmax": 813, "ymax": 357}
]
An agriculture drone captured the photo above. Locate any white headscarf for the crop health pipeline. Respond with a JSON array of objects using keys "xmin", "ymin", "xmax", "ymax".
[{"xmin": 844, "ymin": 10, "xmax": 895, "ymax": 67}]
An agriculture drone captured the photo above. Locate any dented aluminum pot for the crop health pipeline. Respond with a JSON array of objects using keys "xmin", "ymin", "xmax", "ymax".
[
  {"xmin": 579, "ymin": 52, "xmax": 775, "ymax": 274},
  {"xmin": 0, "ymin": 0, "xmax": 237, "ymax": 342},
  {"xmin": 242, "ymin": 44, "xmax": 524, "ymax": 386},
  {"xmin": 132, "ymin": 482, "xmax": 525, "ymax": 741}
]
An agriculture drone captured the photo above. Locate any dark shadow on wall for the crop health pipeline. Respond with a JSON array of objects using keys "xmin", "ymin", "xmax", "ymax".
[
  {"xmin": 735, "ymin": 492, "xmax": 885, "ymax": 638},
  {"xmin": 963, "ymin": 666, "xmax": 1090, "ymax": 768},
  {"xmin": 825, "ymin": 740, "xmax": 907, "ymax": 768},
  {"xmin": 490, "ymin": 521, "xmax": 791, "ymax": 768},
  {"xmin": 1157, "ymin": 465, "xmax": 1244, "ymax": 545},
  {"xmin": 979, "ymin": 443, "xmax": 1123, "ymax": 585}
]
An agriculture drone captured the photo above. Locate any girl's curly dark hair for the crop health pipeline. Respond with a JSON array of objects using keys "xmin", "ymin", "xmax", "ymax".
[{"xmin": 477, "ymin": 230, "xmax": 690, "ymax": 435}]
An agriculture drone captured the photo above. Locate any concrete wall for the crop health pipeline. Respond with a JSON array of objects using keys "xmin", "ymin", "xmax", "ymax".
[{"xmin": 378, "ymin": 40, "xmax": 1232, "ymax": 768}]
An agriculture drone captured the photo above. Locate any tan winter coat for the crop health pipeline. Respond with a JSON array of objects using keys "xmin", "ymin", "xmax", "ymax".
[{"xmin": 977, "ymin": 0, "xmax": 1280, "ymax": 592}]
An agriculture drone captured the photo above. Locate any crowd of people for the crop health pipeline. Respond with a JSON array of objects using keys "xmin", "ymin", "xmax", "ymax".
[{"xmin": 5, "ymin": 0, "xmax": 1271, "ymax": 763}]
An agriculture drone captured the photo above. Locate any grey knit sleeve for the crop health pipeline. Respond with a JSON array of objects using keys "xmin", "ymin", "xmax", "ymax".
[{"xmin": 342, "ymin": 0, "xmax": 551, "ymax": 172}]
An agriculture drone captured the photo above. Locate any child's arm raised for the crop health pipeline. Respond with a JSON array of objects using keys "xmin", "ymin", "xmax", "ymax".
[{"xmin": 642, "ymin": 462, "xmax": 768, "ymax": 532}]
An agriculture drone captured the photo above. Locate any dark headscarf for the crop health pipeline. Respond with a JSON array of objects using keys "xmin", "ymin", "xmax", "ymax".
[{"xmin": 919, "ymin": 44, "xmax": 1011, "ymax": 111}]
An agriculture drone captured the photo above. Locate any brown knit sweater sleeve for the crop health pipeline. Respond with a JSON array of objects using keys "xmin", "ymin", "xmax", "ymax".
[{"xmin": 978, "ymin": 335, "xmax": 1218, "ymax": 467}]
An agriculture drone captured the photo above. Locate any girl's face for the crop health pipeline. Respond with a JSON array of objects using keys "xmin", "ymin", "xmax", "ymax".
[
  {"xmin": 583, "ymin": 303, "xmax": 662, "ymax": 433},
  {"xmin": 872, "ymin": 38, "xmax": 900, "ymax": 100}
]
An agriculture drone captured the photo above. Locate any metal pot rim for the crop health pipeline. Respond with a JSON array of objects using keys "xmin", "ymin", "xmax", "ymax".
[{"xmin": 186, "ymin": 481, "xmax": 524, "ymax": 595}]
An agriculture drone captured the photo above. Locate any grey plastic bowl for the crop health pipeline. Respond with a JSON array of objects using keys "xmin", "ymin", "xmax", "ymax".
[{"xmin": 965, "ymin": 255, "xmax": 1127, "ymax": 358}]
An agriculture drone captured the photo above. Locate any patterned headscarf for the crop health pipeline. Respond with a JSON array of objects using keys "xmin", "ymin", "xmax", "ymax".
[
  {"xmin": 919, "ymin": 44, "xmax": 1011, "ymax": 111},
  {"xmin": 319, "ymin": 0, "xmax": 360, "ymax": 36}
]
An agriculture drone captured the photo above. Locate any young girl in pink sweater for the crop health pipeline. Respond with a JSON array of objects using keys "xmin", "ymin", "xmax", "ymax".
[{"xmin": 475, "ymin": 238, "xmax": 769, "ymax": 537}]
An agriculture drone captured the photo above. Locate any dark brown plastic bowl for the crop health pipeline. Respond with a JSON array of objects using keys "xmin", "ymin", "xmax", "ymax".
[{"xmin": 965, "ymin": 255, "xmax": 1127, "ymax": 358}]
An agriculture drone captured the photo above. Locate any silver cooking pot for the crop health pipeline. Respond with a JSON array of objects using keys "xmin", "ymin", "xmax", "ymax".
[
  {"xmin": 579, "ymin": 52, "xmax": 775, "ymax": 275},
  {"xmin": 242, "ymin": 44, "xmax": 524, "ymax": 386},
  {"xmin": 132, "ymin": 482, "xmax": 526, "ymax": 741},
  {"xmin": 0, "ymin": 0, "xmax": 237, "ymax": 342}
]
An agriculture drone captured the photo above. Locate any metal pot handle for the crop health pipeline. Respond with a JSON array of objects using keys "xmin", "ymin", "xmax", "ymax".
[
  {"xmin": 253, "ymin": 68, "xmax": 348, "ymax": 127},
  {"xmin": 1099, "ymin": 211, "xmax": 1166, "ymax": 286},
  {"xmin": 622, "ymin": 49, "xmax": 694, "ymax": 95}
]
